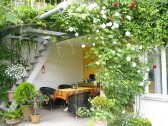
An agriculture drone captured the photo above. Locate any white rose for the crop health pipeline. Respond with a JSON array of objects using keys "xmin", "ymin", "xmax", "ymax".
[
  {"xmin": 106, "ymin": 22, "xmax": 112, "ymax": 27},
  {"xmin": 101, "ymin": 23, "xmax": 106, "ymax": 29},
  {"xmin": 113, "ymin": 41, "xmax": 117, "ymax": 44},
  {"xmin": 140, "ymin": 82, "xmax": 144, "ymax": 86},
  {"xmin": 102, "ymin": 14, "xmax": 107, "ymax": 19},
  {"xmin": 96, "ymin": 30, "xmax": 99, "ymax": 33},
  {"xmin": 68, "ymin": 27, "xmax": 74, "ymax": 32},
  {"xmin": 93, "ymin": 43, "xmax": 95, "ymax": 46}
]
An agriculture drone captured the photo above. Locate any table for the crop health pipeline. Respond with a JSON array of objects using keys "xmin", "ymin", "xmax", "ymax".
[{"xmin": 53, "ymin": 87, "xmax": 97, "ymax": 103}]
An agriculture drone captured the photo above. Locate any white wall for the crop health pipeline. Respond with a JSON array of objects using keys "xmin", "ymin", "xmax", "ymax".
[
  {"xmin": 136, "ymin": 94, "xmax": 168, "ymax": 126},
  {"xmin": 32, "ymin": 41, "xmax": 83, "ymax": 90}
]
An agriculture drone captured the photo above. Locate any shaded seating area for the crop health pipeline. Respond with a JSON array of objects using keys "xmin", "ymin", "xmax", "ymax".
[{"xmin": 67, "ymin": 91, "xmax": 91, "ymax": 115}]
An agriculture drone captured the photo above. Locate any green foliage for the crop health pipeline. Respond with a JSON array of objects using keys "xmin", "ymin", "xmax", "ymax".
[
  {"xmin": 78, "ymin": 96, "xmax": 115, "ymax": 122},
  {"xmin": 127, "ymin": 115, "xmax": 152, "ymax": 126},
  {"xmin": 26, "ymin": 91, "xmax": 49, "ymax": 115},
  {"xmin": 0, "ymin": 107, "xmax": 23, "ymax": 120},
  {"xmin": 14, "ymin": 82, "xmax": 36, "ymax": 105}
]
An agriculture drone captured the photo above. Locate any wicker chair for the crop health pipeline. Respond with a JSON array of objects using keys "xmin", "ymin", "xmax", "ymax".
[
  {"xmin": 58, "ymin": 84, "xmax": 72, "ymax": 89},
  {"xmin": 39, "ymin": 87, "xmax": 55, "ymax": 111},
  {"xmin": 67, "ymin": 91, "xmax": 91, "ymax": 115}
]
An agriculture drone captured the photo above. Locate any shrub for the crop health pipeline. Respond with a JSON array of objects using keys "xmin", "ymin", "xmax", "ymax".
[{"xmin": 14, "ymin": 82, "xmax": 36, "ymax": 105}]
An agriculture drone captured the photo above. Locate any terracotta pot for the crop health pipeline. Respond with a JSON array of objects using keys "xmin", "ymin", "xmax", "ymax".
[
  {"xmin": 22, "ymin": 105, "xmax": 33, "ymax": 121},
  {"xmin": 30, "ymin": 114, "xmax": 40, "ymax": 124},
  {"xmin": 94, "ymin": 120, "xmax": 107, "ymax": 126},
  {"xmin": 7, "ymin": 90, "xmax": 15, "ymax": 102},
  {"xmin": 6, "ymin": 118, "xmax": 20, "ymax": 125}
]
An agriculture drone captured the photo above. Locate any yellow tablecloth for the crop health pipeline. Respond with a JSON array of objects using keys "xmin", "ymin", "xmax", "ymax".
[{"xmin": 53, "ymin": 87, "xmax": 96, "ymax": 103}]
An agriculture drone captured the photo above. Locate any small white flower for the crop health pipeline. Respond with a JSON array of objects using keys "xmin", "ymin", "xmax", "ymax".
[
  {"xmin": 88, "ymin": 3, "xmax": 98, "ymax": 10},
  {"xmin": 112, "ymin": 51, "xmax": 115, "ymax": 54},
  {"xmin": 75, "ymin": 32, "xmax": 79, "ymax": 36},
  {"xmin": 102, "ymin": 14, "xmax": 107, "ymax": 19},
  {"xmin": 115, "ymin": 12, "xmax": 120, "ymax": 16},
  {"xmin": 102, "ymin": 41, "xmax": 105, "ymax": 44},
  {"xmin": 96, "ymin": 30, "xmax": 99, "ymax": 33},
  {"xmin": 101, "ymin": 10, "xmax": 105, "ymax": 15},
  {"xmin": 96, "ymin": 61, "xmax": 100, "ymax": 65},
  {"xmin": 125, "ymin": 31, "xmax": 131, "ymax": 36},
  {"xmin": 93, "ymin": 19, "xmax": 97, "ymax": 23},
  {"xmin": 146, "ymin": 68, "xmax": 150, "ymax": 71},
  {"xmin": 126, "ymin": 56, "xmax": 131, "ymax": 61},
  {"xmin": 98, "ymin": 55, "xmax": 101, "ymax": 58},
  {"xmin": 113, "ymin": 22, "xmax": 119, "ymax": 28},
  {"xmin": 137, "ymin": 70, "xmax": 141, "ymax": 73},
  {"xmin": 106, "ymin": 22, "xmax": 112, "ymax": 27},
  {"xmin": 118, "ymin": 49, "xmax": 121, "ymax": 52},
  {"xmin": 122, "ymin": 110, "xmax": 125, "ymax": 114},
  {"xmin": 127, "ymin": 43, "xmax": 131, "ymax": 48},
  {"xmin": 68, "ymin": 27, "xmax": 74, "ymax": 32},
  {"xmin": 93, "ymin": 43, "xmax": 95, "ymax": 46},
  {"xmin": 132, "ymin": 62, "xmax": 136, "ymax": 67},
  {"xmin": 140, "ymin": 82, "xmax": 144, "ymax": 86},
  {"xmin": 139, "ymin": 45, "xmax": 142, "ymax": 50},
  {"xmin": 82, "ymin": 44, "xmax": 86, "ymax": 48},
  {"xmin": 132, "ymin": 47, "xmax": 135, "ymax": 50},
  {"xmin": 101, "ymin": 23, "xmax": 106, "ymax": 29},
  {"xmin": 111, "ymin": 26, "xmax": 115, "ymax": 29},
  {"xmin": 126, "ymin": 15, "xmax": 131, "ymax": 20},
  {"xmin": 113, "ymin": 41, "xmax": 117, "ymax": 44},
  {"xmin": 68, "ymin": 12, "xmax": 72, "ymax": 16},
  {"xmin": 102, "ymin": 6, "xmax": 106, "ymax": 9}
]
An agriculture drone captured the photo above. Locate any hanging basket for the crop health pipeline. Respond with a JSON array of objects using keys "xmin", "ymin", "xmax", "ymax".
[{"xmin": 30, "ymin": 114, "xmax": 41, "ymax": 124}]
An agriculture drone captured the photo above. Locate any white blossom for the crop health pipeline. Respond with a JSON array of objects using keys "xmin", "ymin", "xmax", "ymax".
[
  {"xmin": 98, "ymin": 55, "xmax": 101, "ymax": 58},
  {"xmin": 82, "ymin": 44, "xmax": 86, "ymax": 48},
  {"xmin": 140, "ymin": 82, "xmax": 144, "ymax": 86},
  {"xmin": 101, "ymin": 10, "xmax": 105, "ymax": 15},
  {"xmin": 132, "ymin": 62, "xmax": 136, "ymax": 67},
  {"xmin": 125, "ymin": 31, "xmax": 131, "ymax": 36},
  {"xmin": 132, "ymin": 47, "xmax": 135, "ymax": 50},
  {"xmin": 127, "ymin": 43, "xmax": 131, "ymax": 48},
  {"xmin": 118, "ymin": 49, "xmax": 121, "ymax": 52},
  {"xmin": 113, "ymin": 22, "xmax": 119, "ymax": 28},
  {"xmin": 106, "ymin": 22, "xmax": 112, "ymax": 27},
  {"xmin": 126, "ymin": 56, "xmax": 131, "ymax": 61},
  {"xmin": 96, "ymin": 61, "xmax": 100, "ymax": 65},
  {"xmin": 93, "ymin": 43, "xmax": 96, "ymax": 46},
  {"xmin": 122, "ymin": 110, "xmax": 125, "ymax": 114},
  {"xmin": 113, "ymin": 41, "xmax": 117, "ymax": 44},
  {"xmin": 102, "ymin": 14, "xmax": 107, "ymax": 19},
  {"xmin": 115, "ymin": 12, "xmax": 120, "ymax": 16},
  {"xmin": 93, "ymin": 19, "xmax": 97, "ymax": 23},
  {"xmin": 102, "ymin": 6, "xmax": 106, "ymax": 9},
  {"xmin": 111, "ymin": 26, "xmax": 115, "ymax": 30},
  {"xmin": 101, "ymin": 23, "xmax": 106, "ymax": 29},
  {"xmin": 68, "ymin": 27, "xmax": 74, "ymax": 32},
  {"xmin": 146, "ymin": 68, "xmax": 150, "ymax": 71},
  {"xmin": 137, "ymin": 70, "xmax": 141, "ymax": 73},
  {"xmin": 102, "ymin": 41, "xmax": 105, "ymax": 44},
  {"xmin": 96, "ymin": 30, "xmax": 99, "ymax": 33},
  {"xmin": 139, "ymin": 45, "xmax": 142, "ymax": 50},
  {"xmin": 126, "ymin": 15, "xmax": 131, "ymax": 20},
  {"xmin": 75, "ymin": 32, "xmax": 79, "ymax": 36},
  {"xmin": 88, "ymin": 3, "xmax": 98, "ymax": 10}
]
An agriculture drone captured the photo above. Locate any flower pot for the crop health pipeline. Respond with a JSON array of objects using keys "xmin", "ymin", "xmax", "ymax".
[
  {"xmin": 30, "ymin": 114, "xmax": 40, "ymax": 124},
  {"xmin": 94, "ymin": 120, "xmax": 107, "ymax": 126},
  {"xmin": 6, "ymin": 118, "xmax": 20, "ymax": 125},
  {"xmin": 22, "ymin": 105, "xmax": 33, "ymax": 121},
  {"xmin": 7, "ymin": 90, "xmax": 15, "ymax": 102}
]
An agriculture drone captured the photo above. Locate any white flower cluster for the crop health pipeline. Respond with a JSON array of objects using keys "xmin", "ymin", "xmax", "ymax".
[{"xmin": 5, "ymin": 64, "xmax": 25, "ymax": 80}]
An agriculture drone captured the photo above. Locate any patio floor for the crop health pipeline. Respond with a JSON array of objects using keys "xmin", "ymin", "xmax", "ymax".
[{"xmin": 18, "ymin": 106, "xmax": 90, "ymax": 126}]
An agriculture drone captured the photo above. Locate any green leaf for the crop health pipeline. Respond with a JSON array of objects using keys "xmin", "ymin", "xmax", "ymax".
[
  {"xmin": 0, "ymin": 0, "xmax": 4, "ymax": 6},
  {"xmin": 5, "ymin": 12, "xmax": 18, "ymax": 24}
]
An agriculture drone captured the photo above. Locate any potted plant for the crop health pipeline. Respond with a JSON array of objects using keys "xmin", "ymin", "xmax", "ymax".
[
  {"xmin": 4, "ymin": 64, "xmax": 25, "ymax": 102},
  {"xmin": 0, "ymin": 107, "xmax": 23, "ymax": 125},
  {"xmin": 14, "ymin": 82, "xmax": 36, "ymax": 121},
  {"xmin": 27, "ymin": 91, "xmax": 49, "ymax": 124},
  {"xmin": 78, "ymin": 96, "xmax": 115, "ymax": 126}
]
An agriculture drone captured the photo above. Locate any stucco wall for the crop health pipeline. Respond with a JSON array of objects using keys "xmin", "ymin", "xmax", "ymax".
[
  {"xmin": 32, "ymin": 43, "xmax": 83, "ymax": 90},
  {"xmin": 136, "ymin": 95, "xmax": 168, "ymax": 126}
]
